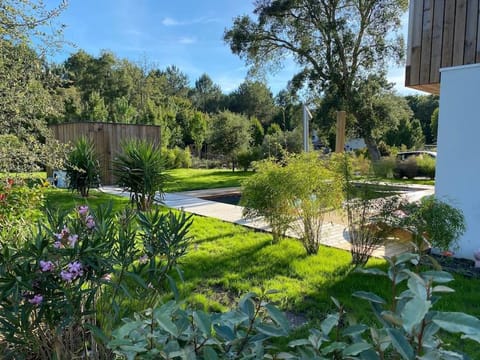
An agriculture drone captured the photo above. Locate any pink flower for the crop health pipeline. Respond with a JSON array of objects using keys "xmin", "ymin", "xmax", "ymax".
[
  {"xmin": 39, "ymin": 260, "xmax": 55, "ymax": 272},
  {"xmin": 60, "ymin": 270, "xmax": 74, "ymax": 282},
  {"xmin": 102, "ymin": 273, "xmax": 112, "ymax": 282},
  {"xmin": 55, "ymin": 225, "xmax": 70, "ymax": 240},
  {"xmin": 78, "ymin": 205, "xmax": 89, "ymax": 216},
  {"xmin": 138, "ymin": 254, "xmax": 149, "ymax": 264},
  {"xmin": 86, "ymin": 216, "xmax": 95, "ymax": 229},
  {"xmin": 393, "ymin": 210, "xmax": 408, "ymax": 219},
  {"xmin": 67, "ymin": 234, "xmax": 79, "ymax": 247},
  {"xmin": 53, "ymin": 241, "xmax": 62, "ymax": 249},
  {"xmin": 68, "ymin": 261, "xmax": 83, "ymax": 276},
  {"xmin": 29, "ymin": 294, "xmax": 43, "ymax": 305}
]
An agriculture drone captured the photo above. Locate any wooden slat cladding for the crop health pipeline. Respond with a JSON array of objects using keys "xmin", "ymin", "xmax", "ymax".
[
  {"xmin": 406, "ymin": 0, "xmax": 480, "ymax": 94},
  {"xmin": 49, "ymin": 122, "xmax": 162, "ymax": 185}
]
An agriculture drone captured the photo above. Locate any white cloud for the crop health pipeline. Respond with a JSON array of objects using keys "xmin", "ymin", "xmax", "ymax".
[
  {"xmin": 179, "ymin": 36, "xmax": 196, "ymax": 44},
  {"xmin": 162, "ymin": 17, "xmax": 181, "ymax": 26}
]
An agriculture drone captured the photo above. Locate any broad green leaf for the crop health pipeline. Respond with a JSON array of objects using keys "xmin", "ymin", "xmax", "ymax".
[
  {"xmin": 381, "ymin": 311, "xmax": 403, "ymax": 327},
  {"xmin": 342, "ymin": 342, "xmax": 372, "ymax": 356},
  {"xmin": 342, "ymin": 324, "xmax": 369, "ymax": 337},
  {"xmin": 239, "ymin": 294, "xmax": 255, "ymax": 319},
  {"xmin": 275, "ymin": 352, "xmax": 297, "ymax": 359},
  {"xmin": 321, "ymin": 341, "xmax": 346, "ymax": 355},
  {"xmin": 431, "ymin": 285, "xmax": 455, "ymax": 293},
  {"xmin": 433, "ymin": 312, "xmax": 480, "ymax": 337},
  {"xmin": 214, "ymin": 324, "xmax": 235, "ymax": 341},
  {"xmin": 203, "ymin": 346, "xmax": 219, "ymax": 360},
  {"xmin": 421, "ymin": 271, "xmax": 454, "ymax": 284},
  {"xmin": 394, "ymin": 253, "xmax": 419, "ymax": 266},
  {"xmin": 156, "ymin": 312, "xmax": 178, "ymax": 337},
  {"xmin": 401, "ymin": 298, "xmax": 431, "ymax": 334},
  {"xmin": 353, "ymin": 291, "xmax": 386, "ymax": 304},
  {"xmin": 265, "ymin": 303, "xmax": 289, "ymax": 331},
  {"xmin": 461, "ymin": 332, "xmax": 480, "ymax": 343},
  {"xmin": 193, "ymin": 310, "xmax": 212, "ymax": 336},
  {"xmin": 288, "ymin": 339, "xmax": 312, "ymax": 347},
  {"xmin": 405, "ymin": 270, "xmax": 427, "ymax": 299},
  {"xmin": 321, "ymin": 313, "xmax": 339, "ymax": 335},
  {"xmin": 386, "ymin": 328, "xmax": 415, "ymax": 360},
  {"xmin": 331, "ymin": 296, "xmax": 341, "ymax": 309},
  {"xmin": 255, "ymin": 323, "xmax": 287, "ymax": 337}
]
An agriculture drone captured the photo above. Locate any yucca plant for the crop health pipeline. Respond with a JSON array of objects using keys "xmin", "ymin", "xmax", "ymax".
[
  {"xmin": 65, "ymin": 137, "xmax": 100, "ymax": 197},
  {"xmin": 113, "ymin": 139, "xmax": 168, "ymax": 211}
]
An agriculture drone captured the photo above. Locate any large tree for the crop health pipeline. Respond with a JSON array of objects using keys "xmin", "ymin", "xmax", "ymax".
[
  {"xmin": 225, "ymin": 0, "xmax": 408, "ymax": 159},
  {"xmin": 228, "ymin": 80, "xmax": 276, "ymax": 125},
  {"xmin": 0, "ymin": 1, "xmax": 67, "ymax": 171}
]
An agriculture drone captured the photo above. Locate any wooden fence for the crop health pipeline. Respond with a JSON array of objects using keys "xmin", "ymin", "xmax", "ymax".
[
  {"xmin": 50, "ymin": 122, "xmax": 161, "ymax": 185},
  {"xmin": 406, "ymin": 0, "xmax": 480, "ymax": 94}
]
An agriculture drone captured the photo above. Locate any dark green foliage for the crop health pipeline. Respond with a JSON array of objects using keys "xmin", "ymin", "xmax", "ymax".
[
  {"xmin": 208, "ymin": 111, "xmax": 251, "ymax": 172},
  {"xmin": 109, "ymin": 291, "xmax": 289, "ymax": 359},
  {"xmin": 113, "ymin": 139, "xmax": 168, "ymax": 211},
  {"xmin": 406, "ymin": 95, "xmax": 439, "ymax": 144},
  {"xmin": 400, "ymin": 196, "xmax": 466, "ymax": 252},
  {"xmin": 65, "ymin": 137, "xmax": 100, "ymax": 197}
]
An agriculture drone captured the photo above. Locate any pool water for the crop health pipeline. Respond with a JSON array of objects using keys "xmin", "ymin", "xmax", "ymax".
[
  {"xmin": 200, "ymin": 193, "xmax": 242, "ymax": 205},
  {"xmin": 199, "ymin": 184, "xmax": 417, "ymax": 206}
]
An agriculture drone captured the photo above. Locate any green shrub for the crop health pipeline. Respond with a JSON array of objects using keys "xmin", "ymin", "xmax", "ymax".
[
  {"xmin": 399, "ymin": 196, "xmax": 465, "ymax": 252},
  {"xmin": 241, "ymin": 158, "xmax": 295, "ymax": 242},
  {"xmin": 372, "ymin": 156, "xmax": 396, "ymax": 178},
  {"xmin": 108, "ymin": 291, "xmax": 289, "ymax": 359},
  {"xmin": 173, "ymin": 146, "xmax": 192, "ymax": 168},
  {"xmin": 286, "ymin": 153, "xmax": 344, "ymax": 254},
  {"xmin": 65, "ymin": 137, "xmax": 100, "ymax": 197},
  {"xmin": 0, "ymin": 204, "xmax": 193, "ymax": 359},
  {"xmin": 351, "ymin": 154, "xmax": 372, "ymax": 176},
  {"xmin": 114, "ymin": 139, "xmax": 169, "ymax": 211},
  {"xmin": 394, "ymin": 156, "xmax": 418, "ymax": 179},
  {"xmin": 416, "ymin": 154, "xmax": 436, "ymax": 178},
  {"xmin": 0, "ymin": 177, "xmax": 46, "ymax": 242},
  {"xmin": 237, "ymin": 147, "xmax": 262, "ymax": 171},
  {"xmin": 162, "ymin": 147, "xmax": 192, "ymax": 169}
]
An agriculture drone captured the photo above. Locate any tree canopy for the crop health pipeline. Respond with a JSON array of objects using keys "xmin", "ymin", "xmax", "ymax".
[{"xmin": 225, "ymin": 0, "xmax": 408, "ymax": 159}]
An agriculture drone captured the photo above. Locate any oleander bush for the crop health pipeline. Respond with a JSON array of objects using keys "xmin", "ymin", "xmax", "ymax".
[{"xmin": 0, "ymin": 204, "xmax": 193, "ymax": 359}]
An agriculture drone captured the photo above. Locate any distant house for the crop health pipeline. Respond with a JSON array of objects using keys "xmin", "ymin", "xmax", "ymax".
[{"xmin": 345, "ymin": 138, "xmax": 366, "ymax": 151}]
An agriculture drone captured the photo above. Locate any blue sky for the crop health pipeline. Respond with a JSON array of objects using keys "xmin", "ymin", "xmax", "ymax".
[{"xmin": 52, "ymin": 0, "xmax": 420, "ymax": 96}]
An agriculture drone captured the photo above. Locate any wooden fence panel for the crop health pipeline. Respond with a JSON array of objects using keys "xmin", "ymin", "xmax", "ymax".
[{"xmin": 49, "ymin": 122, "xmax": 161, "ymax": 185}]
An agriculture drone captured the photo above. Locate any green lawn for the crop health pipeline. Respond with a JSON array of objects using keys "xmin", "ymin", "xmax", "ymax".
[
  {"xmin": 42, "ymin": 189, "xmax": 480, "ymax": 356},
  {"xmin": 165, "ymin": 168, "xmax": 253, "ymax": 192},
  {"xmin": 44, "ymin": 188, "xmax": 130, "ymax": 212}
]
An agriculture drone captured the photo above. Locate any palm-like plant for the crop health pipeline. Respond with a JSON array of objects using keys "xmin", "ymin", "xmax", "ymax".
[
  {"xmin": 113, "ymin": 139, "xmax": 168, "ymax": 211},
  {"xmin": 66, "ymin": 137, "xmax": 100, "ymax": 197}
]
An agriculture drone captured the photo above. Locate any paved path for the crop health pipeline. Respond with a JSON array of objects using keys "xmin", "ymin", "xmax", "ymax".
[{"xmin": 100, "ymin": 184, "xmax": 434, "ymax": 258}]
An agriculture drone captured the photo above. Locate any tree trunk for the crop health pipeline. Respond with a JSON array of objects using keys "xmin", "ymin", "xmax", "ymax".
[{"xmin": 364, "ymin": 136, "xmax": 381, "ymax": 161}]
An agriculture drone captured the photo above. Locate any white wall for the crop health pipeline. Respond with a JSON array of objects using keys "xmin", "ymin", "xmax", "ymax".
[{"xmin": 437, "ymin": 64, "xmax": 480, "ymax": 259}]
